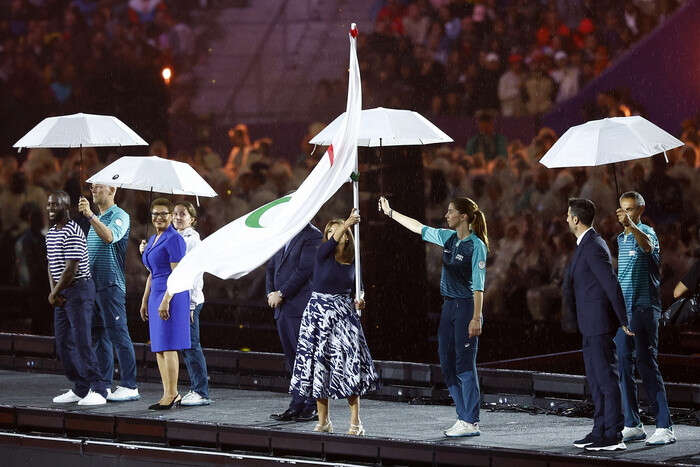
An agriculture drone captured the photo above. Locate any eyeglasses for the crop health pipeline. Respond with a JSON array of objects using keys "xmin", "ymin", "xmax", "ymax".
[{"xmin": 151, "ymin": 211, "xmax": 172, "ymax": 218}]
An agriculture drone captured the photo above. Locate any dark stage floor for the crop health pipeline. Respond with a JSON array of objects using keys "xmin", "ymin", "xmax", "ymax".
[{"xmin": 0, "ymin": 370, "xmax": 699, "ymax": 466}]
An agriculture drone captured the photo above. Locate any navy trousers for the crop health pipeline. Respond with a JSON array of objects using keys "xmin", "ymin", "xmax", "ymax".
[
  {"xmin": 182, "ymin": 304, "xmax": 210, "ymax": 399},
  {"xmin": 438, "ymin": 297, "xmax": 480, "ymax": 424},
  {"xmin": 54, "ymin": 279, "xmax": 106, "ymax": 398},
  {"xmin": 614, "ymin": 306, "xmax": 672, "ymax": 428},
  {"xmin": 277, "ymin": 312, "xmax": 315, "ymax": 412},
  {"xmin": 93, "ymin": 285, "xmax": 138, "ymax": 389},
  {"xmin": 582, "ymin": 333, "xmax": 624, "ymax": 441}
]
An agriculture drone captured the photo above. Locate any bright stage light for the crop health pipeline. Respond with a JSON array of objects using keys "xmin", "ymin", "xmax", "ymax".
[{"xmin": 161, "ymin": 67, "xmax": 172, "ymax": 84}]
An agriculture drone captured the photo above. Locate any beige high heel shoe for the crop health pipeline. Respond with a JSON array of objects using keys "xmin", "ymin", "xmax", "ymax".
[
  {"xmin": 313, "ymin": 419, "xmax": 333, "ymax": 433},
  {"xmin": 348, "ymin": 422, "xmax": 365, "ymax": 436}
]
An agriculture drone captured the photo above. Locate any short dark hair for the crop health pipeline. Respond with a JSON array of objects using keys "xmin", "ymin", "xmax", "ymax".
[
  {"xmin": 49, "ymin": 190, "xmax": 71, "ymax": 208},
  {"xmin": 568, "ymin": 198, "xmax": 595, "ymax": 227},
  {"xmin": 151, "ymin": 197, "xmax": 174, "ymax": 212}
]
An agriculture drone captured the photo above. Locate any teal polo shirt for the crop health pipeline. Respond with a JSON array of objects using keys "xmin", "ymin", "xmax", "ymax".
[
  {"xmin": 616, "ymin": 222, "xmax": 661, "ymax": 313},
  {"xmin": 422, "ymin": 226, "xmax": 487, "ymax": 298},
  {"xmin": 87, "ymin": 204, "xmax": 130, "ymax": 292}
]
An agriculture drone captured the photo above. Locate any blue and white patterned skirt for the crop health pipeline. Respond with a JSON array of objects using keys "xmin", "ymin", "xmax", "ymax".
[{"xmin": 290, "ymin": 292, "xmax": 379, "ymax": 400}]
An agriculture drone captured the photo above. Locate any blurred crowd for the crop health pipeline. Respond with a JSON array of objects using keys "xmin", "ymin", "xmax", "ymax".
[
  {"xmin": 2, "ymin": 110, "xmax": 699, "ymax": 329},
  {"xmin": 0, "ymin": 0, "xmax": 205, "ymax": 147},
  {"xmin": 312, "ymin": 0, "xmax": 684, "ymax": 118}
]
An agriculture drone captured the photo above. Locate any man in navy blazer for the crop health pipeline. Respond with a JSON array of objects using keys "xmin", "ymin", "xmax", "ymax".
[
  {"xmin": 562, "ymin": 198, "xmax": 634, "ymax": 452},
  {"xmin": 266, "ymin": 223, "xmax": 322, "ymax": 421}
]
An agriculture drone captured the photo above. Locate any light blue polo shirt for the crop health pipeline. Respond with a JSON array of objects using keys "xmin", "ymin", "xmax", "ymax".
[
  {"xmin": 422, "ymin": 226, "xmax": 487, "ymax": 298},
  {"xmin": 87, "ymin": 204, "xmax": 130, "ymax": 292},
  {"xmin": 617, "ymin": 222, "xmax": 661, "ymax": 313}
]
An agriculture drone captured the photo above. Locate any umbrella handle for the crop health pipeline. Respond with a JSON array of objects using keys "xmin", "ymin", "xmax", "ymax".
[{"xmin": 612, "ymin": 163, "xmax": 620, "ymax": 206}]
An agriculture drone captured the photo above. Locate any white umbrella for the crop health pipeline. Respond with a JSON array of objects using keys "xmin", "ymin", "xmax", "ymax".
[
  {"xmin": 86, "ymin": 156, "xmax": 217, "ymax": 199},
  {"xmin": 539, "ymin": 116, "xmax": 683, "ymax": 199},
  {"xmin": 539, "ymin": 116, "xmax": 683, "ymax": 168},
  {"xmin": 13, "ymin": 112, "xmax": 148, "ymax": 149},
  {"xmin": 309, "ymin": 107, "xmax": 453, "ymax": 147},
  {"xmin": 310, "ymin": 106, "xmax": 453, "ymax": 303}
]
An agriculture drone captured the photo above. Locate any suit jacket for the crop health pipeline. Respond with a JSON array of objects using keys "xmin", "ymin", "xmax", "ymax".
[
  {"xmin": 265, "ymin": 224, "xmax": 322, "ymax": 319},
  {"xmin": 562, "ymin": 229, "xmax": 628, "ymax": 336}
]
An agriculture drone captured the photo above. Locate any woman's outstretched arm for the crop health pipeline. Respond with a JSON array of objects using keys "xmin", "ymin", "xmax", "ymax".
[{"xmin": 378, "ymin": 196, "xmax": 424, "ymax": 234}]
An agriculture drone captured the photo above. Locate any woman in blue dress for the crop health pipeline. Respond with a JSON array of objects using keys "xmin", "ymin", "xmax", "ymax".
[
  {"xmin": 140, "ymin": 198, "xmax": 190, "ymax": 410},
  {"xmin": 290, "ymin": 209, "xmax": 378, "ymax": 436},
  {"xmin": 379, "ymin": 196, "xmax": 489, "ymax": 438}
]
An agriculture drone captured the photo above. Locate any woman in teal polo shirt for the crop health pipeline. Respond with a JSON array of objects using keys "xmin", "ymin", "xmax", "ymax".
[{"xmin": 379, "ymin": 196, "xmax": 488, "ymax": 438}]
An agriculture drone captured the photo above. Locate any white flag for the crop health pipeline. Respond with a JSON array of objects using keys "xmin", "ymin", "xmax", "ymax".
[{"xmin": 167, "ymin": 24, "xmax": 362, "ymax": 294}]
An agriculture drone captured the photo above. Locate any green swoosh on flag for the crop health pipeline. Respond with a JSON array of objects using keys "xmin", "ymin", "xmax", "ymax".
[{"xmin": 244, "ymin": 196, "xmax": 292, "ymax": 228}]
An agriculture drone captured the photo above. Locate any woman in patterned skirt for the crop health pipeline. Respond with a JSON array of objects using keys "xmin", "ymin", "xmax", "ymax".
[{"xmin": 289, "ymin": 208, "xmax": 378, "ymax": 435}]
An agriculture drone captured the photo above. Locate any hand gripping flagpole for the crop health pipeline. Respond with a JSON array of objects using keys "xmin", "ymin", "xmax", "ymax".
[{"xmin": 349, "ymin": 23, "xmax": 363, "ymax": 307}]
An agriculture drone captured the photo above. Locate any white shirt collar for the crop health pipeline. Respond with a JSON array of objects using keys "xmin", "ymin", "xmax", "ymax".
[{"xmin": 576, "ymin": 227, "xmax": 593, "ymax": 245}]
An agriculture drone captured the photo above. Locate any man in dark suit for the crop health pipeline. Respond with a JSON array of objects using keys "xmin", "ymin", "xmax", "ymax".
[
  {"xmin": 266, "ymin": 223, "xmax": 322, "ymax": 421},
  {"xmin": 562, "ymin": 198, "xmax": 634, "ymax": 451}
]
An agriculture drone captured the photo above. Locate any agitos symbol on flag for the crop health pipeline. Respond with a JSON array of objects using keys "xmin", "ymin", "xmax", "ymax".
[{"xmin": 167, "ymin": 23, "xmax": 363, "ymax": 293}]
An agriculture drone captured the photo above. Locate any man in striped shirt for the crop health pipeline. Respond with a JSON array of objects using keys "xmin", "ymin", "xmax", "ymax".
[
  {"xmin": 46, "ymin": 190, "xmax": 106, "ymax": 406},
  {"xmin": 614, "ymin": 191, "xmax": 675, "ymax": 445},
  {"xmin": 79, "ymin": 184, "xmax": 139, "ymax": 402}
]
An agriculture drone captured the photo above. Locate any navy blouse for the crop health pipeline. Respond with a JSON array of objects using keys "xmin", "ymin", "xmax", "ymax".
[{"xmin": 311, "ymin": 237, "xmax": 355, "ymax": 295}]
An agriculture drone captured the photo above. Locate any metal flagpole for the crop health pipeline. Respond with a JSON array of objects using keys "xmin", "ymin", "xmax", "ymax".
[{"xmin": 352, "ymin": 150, "xmax": 362, "ymax": 305}]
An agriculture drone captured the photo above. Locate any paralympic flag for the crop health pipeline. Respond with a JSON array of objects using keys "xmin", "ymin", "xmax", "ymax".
[{"xmin": 167, "ymin": 24, "xmax": 362, "ymax": 294}]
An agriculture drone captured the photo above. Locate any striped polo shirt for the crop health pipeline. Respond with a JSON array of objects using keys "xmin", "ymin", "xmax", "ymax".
[
  {"xmin": 422, "ymin": 226, "xmax": 487, "ymax": 298},
  {"xmin": 617, "ymin": 222, "xmax": 661, "ymax": 313},
  {"xmin": 46, "ymin": 219, "xmax": 91, "ymax": 283},
  {"xmin": 86, "ymin": 204, "xmax": 130, "ymax": 292}
]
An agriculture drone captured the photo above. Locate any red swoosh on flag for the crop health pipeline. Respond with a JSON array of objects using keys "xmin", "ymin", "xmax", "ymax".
[{"xmin": 327, "ymin": 144, "xmax": 334, "ymax": 166}]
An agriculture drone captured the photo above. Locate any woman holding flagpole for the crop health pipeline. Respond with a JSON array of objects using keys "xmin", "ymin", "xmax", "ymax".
[
  {"xmin": 379, "ymin": 196, "xmax": 488, "ymax": 438},
  {"xmin": 289, "ymin": 208, "xmax": 378, "ymax": 436}
]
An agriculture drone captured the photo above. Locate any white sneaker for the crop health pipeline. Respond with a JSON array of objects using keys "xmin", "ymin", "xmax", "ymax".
[
  {"xmin": 646, "ymin": 427, "xmax": 676, "ymax": 445},
  {"xmin": 622, "ymin": 423, "xmax": 647, "ymax": 442},
  {"xmin": 77, "ymin": 390, "xmax": 107, "ymax": 406},
  {"xmin": 107, "ymin": 386, "xmax": 141, "ymax": 402},
  {"xmin": 444, "ymin": 420, "xmax": 462, "ymax": 433},
  {"xmin": 53, "ymin": 390, "xmax": 81, "ymax": 404},
  {"xmin": 180, "ymin": 391, "xmax": 211, "ymax": 406},
  {"xmin": 444, "ymin": 420, "xmax": 480, "ymax": 437}
]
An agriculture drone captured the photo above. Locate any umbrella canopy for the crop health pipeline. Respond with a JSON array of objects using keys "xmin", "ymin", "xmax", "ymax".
[
  {"xmin": 86, "ymin": 156, "xmax": 217, "ymax": 198},
  {"xmin": 13, "ymin": 113, "xmax": 148, "ymax": 149},
  {"xmin": 309, "ymin": 107, "xmax": 453, "ymax": 147},
  {"xmin": 539, "ymin": 116, "xmax": 683, "ymax": 168}
]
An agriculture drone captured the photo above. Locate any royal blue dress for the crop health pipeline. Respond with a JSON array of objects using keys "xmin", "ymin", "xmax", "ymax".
[{"xmin": 142, "ymin": 225, "xmax": 191, "ymax": 352}]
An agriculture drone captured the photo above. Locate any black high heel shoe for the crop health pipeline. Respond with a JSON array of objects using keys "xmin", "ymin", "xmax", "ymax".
[{"xmin": 149, "ymin": 394, "xmax": 181, "ymax": 410}]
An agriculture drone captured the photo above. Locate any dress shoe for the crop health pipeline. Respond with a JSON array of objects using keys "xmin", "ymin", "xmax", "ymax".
[
  {"xmin": 270, "ymin": 408, "xmax": 298, "ymax": 421},
  {"xmin": 348, "ymin": 422, "xmax": 365, "ymax": 436},
  {"xmin": 295, "ymin": 408, "xmax": 318, "ymax": 422},
  {"xmin": 148, "ymin": 394, "xmax": 181, "ymax": 410},
  {"xmin": 313, "ymin": 419, "xmax": 333, "ymax": 433}
]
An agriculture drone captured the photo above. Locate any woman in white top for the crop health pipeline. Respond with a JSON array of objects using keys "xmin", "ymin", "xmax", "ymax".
[{"xmin": 172, "ymin": 202, "xmax": 210, "ymax": 405}]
